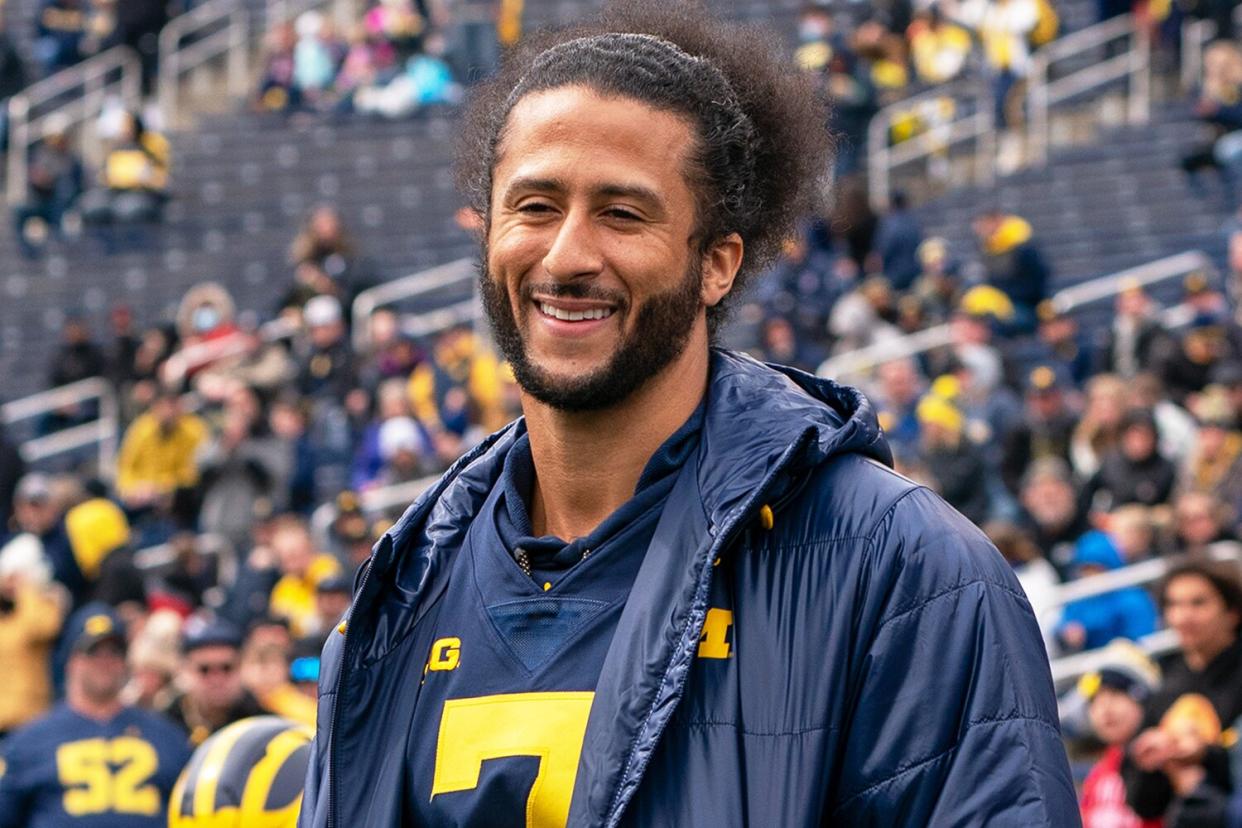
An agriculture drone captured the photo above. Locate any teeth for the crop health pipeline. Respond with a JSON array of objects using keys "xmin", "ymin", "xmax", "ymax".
[{"xmin": 539, "ymin": 302, "xmax": 613, "ymax": 322}]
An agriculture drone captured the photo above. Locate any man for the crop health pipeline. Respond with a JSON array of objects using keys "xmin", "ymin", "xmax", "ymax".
[
  {"xmin": 301, "ymin": 6, "xmax": 1076, "ymax": 826},
  {"xmin": 971, "ymin": 208, "xmax": 1050, "ymax": 331},
  {"xmin": 114, "ymin": 389, "xmax": 208, "ymax": 514},
  {"xmin": 0, "ymin": 603, "xmax": 191, "ymax": 827},
  {"xmin": 267, "ymin": 515, "xmax": 341, "ymax": 640},
  {"xmin": 161, "ymin": 618, "xmax": 265, "ymax": 746}
]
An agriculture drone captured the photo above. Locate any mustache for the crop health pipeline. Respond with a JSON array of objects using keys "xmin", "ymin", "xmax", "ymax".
[{"xmin": 518, "ymin": 281, "xmax": 628, "ymax": 309}]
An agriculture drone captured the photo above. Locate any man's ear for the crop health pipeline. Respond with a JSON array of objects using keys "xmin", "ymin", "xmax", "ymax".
[{"xmin": 701, "ymin": 233, "xmax": 744, "ymax": 308}]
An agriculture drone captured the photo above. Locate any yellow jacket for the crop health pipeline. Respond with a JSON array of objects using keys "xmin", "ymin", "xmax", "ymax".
[
  {"xmin": 0, "ymin": 586, "xmax": 64, "ymax": 731},
  {"xmin": 408, "ymin": 334, "xmax": 507, "ymax": 434},
  {"xmin": 115, "ymin": 412, "xmax": 208, "ymax": 500},
  {"xmin": 269, "ymin": 555, "xmax": 341, "ymax": 639}
]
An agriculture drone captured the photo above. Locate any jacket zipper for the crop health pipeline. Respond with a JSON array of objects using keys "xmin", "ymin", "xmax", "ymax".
[{"xmin": 326, "ymin": 546, "xmax": 376, "ymax": 828}]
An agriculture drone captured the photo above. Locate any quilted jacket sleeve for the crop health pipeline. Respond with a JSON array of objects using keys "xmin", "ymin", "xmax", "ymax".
[{"xmin": 829, "ymin": 487, "xmax": 1080, "ymax": 826}]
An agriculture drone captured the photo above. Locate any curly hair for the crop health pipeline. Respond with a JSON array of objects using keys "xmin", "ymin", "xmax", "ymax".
[{"xmin": 456, "ymin": 1, "xmax": 832, "ymax": 332}]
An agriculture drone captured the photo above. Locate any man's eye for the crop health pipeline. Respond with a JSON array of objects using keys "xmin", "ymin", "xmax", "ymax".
[
  {"xmin": 518, "ymin": 203, "xmax": 554, "ymax": 214},
  {"xmin": 605, "ymin": 208, "xmax": 641, "ymax": 221}
]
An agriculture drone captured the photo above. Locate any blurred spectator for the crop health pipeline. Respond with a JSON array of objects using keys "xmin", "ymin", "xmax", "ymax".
[
  {"xmin": 915, "ymin": 391, "xmax": 991, "ymax": 524},
  {"xmin": 256, "ymin": 21, "xmax": 298, "ymax": 111},
  {"xmin": 872, "ymin": 191, "xmax": 923, "ymax": 291},
  {"xmin": 0, "ymin": 424, "xmax": 24, "ymax": 532},
  {"xmin": 80, "ymin": 111, "xmax": 171, "ymax": 242},
  {"xmin": 293, "ymin": 11, "xmax": 343, "ymax": 109},
  {"xmin": 1079, "ymin": 642, "xmax": 1163, "ymax": 828},
  {"xmin": 870, "ymin": 357, "xmax": 926, "ymax": 460},
  {"xmin": 1082, "ymin": 408, "xmax": 1177, "ymax": 512},
  {"xmin": 0, "ymin": 546, "xmax": 65, "ymax": 736},
  {"xmin": 297, "ymin": 295, "xmax": 358, "ymax": 402},
  {"xmin": 114, "ymin": 389, "xmax": 208, "ymax": 520},
  {"xmin": 408, "ymin": 325, "xmax": 507, "ymax": 453},
  {"xmin": 1035, "ymin": 301, "xmax": 1100, "ymax": 386},
  {"xmin": 758, "ymin": 223, "xmax": 845, "ymax": 348},
  {"xmin": 0, "ymin": 603, "xmax": 191, "ymax": 826},
  {"xmin": 0, "ymin": 12, "xmax": 27, "ymax": 147},
  {"xmin": 1124, "ymin": 562, "xmax": 1242, "ymax": 821},
  {"xmin": 198, "ymin": 386, "xmax": 289, "ymax": 552},
  {"xmin": 352, "ymin": 378, "xmax": 434, "ymax": 490},
  {"xmin": 1020, "ymin": 457, "xmax": 1092, "ymax": 574},
  {"xmin": 287, "ymin": 205, "xmax": 373, "ymax": 310},
  {"xmin": 365, "ymin": 0, "xmax": 429, "ymax": 58},
  {"xmin": 357, "ymin": 308, "xmax": 424, "ymax": 392},
  {"xmin": 1130, "ymin": 372, "xmax": 1199, "ymax": 466},
  {"xmin": 239, "ymin": 615, "xmax": 316, "ymax": 726},
  {"xmin": 1161, "ymin": 319, "xmax": 1236, "ymax": 404},
  {"xmin": 299, "ymin": 574, "xmax": 351, "ymax": 653},
  {"xmin": 985, "ymin": 521, "xmax": 1061, "ymax": 651},
  {"xmin": 335, "ymin": 21, "xmax": 397, "ymax": 104},
  {"xmin": 1056, "ymin": 531, "xmax": 1158, "ymax": 652},
  {"xmin": 1072, "ymin": 374, "xmax": 1130, "ymax": 478},
  {"xmin": 1179, "ymin": 385, "xmax": 1242, "ymax": 518},
  {"xmin": 114, "ymin": 0, "xmax": 170, "ymax": 90},
  {"xmin": 12, "ymin": 118, "xmax": 83, "ymax": 259},
  {"xmin": 266, "ymin": 516, "xmax": 341, "ymax": 639},
  {"xmin": 1169, "ymin": 491, "xmax": 1241, "ymax": 556},
  {"xmin": 952, "ymin": 0, "xmax": 1040, "ymax": 128},
  {"xmin": 1104, "ymin": 283, "xmax": 1174, "ymax": 379},
  {"xmin": 354, "ymin": 32, "xmax": 462, "ymax": 117},
  {"xmin": 164, "ymin": 281, "xmax": 243, "ymax": 385},
  {"xmin": 375, "ymin": 415, "xmax": 435, "ymax": 486},
  {"xmin": 1108, "ymin": 504, "xmax": 1158, "ymax": 564},
  {"xmin": 122, "ymin": 608, "xmax": 182, "ymax": 711},
  {"xmin": 47, "ymin": 313, "xmax": 104, "ymax": 388},
  {"xmin": 104, "ymin": 303, "xmax": 141, "ymax": 389},
  {"xmin": 163, "ymin": 618, "xmax": 265, "ymax": 746},
  {"xmin": 1001, "ymin": 364, "xmax": 1078, "ymax": 495},
  {"xmin": 907, "ymin": 5, "xmax": 972, "ymax": 85},
  {"xmin": 1181, "ymin": 40, "xmax": 1242, "ymax": 211},
  {"xmin": 971, "ymin": 209, "xmax": 1050, "ymax": 329},
  {"xmin": 910, "ymin": 236, "xmax": 962, "ymax": 324},
  {"xmin": 34, "ymin": 0, "xmax": 90, "ymax": 77},
  {"xmin": 756, "ymin": 316, "xmax": 823, "ymax": 374},
  {"xmin": 269, "ymin": 393, "xmax": 318, "ymax": 513},
  {"xmin": 443, "ymin": 0, "xmax": 502, "ymax": 81}
]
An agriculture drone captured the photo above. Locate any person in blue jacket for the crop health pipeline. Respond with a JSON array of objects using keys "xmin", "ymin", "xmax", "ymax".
[
  {"xmin": 1057, "ymin": 530, "xmax": 1159, "ymax": 653},
  {"xmin": 0, "ymin": 603, "xmax": 191, "ymax": 827},
  {"xmin": 299, "ymin": 4, "xmax": 1078, "ymax": 826}
]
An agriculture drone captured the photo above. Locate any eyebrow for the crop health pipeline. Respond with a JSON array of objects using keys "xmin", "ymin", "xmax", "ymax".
[{"xmin": 502, "ymin": 176, "xmax": 667, "ymax": 211}]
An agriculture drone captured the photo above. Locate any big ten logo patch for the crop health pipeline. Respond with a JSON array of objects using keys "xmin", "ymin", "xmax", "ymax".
[
  {"xmin": 424, "ymin": 637, "xmax": 462, "ymax": 677},
  {"xmin": 697, "ymin": 608, "xmax": 734, "ymax": 659}
]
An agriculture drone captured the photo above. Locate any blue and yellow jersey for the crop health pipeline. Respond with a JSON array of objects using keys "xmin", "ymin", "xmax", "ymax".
[
  {"xmin": 0, "ymin": 703, "xmax": 191, "ymax": 828},
  {"xmin": 401, "ymin": 415, "xmax": 702, "ymax": 826}
]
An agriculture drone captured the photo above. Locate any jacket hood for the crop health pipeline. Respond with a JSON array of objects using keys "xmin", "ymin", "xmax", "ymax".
[{"xmin": 1074, "ymin": 530, "xmax": 1125, "ymax": 571}]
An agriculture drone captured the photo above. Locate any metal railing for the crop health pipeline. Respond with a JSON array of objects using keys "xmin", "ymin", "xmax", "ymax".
[
  {"xmin": 867, "ymin": 76, "xmax": 995, "ymax": 211},
  {"xmin": 351, "ymin": 257, "xmax": 478, "ymax": 352},
  {"xmin": 266, "ymin": 0, "xmax": 361, "ymax": 30},
  {"xmin": 1, "ymin": 377, "xmax": 119, "ymax": 472},
  {"xmin": 1047, "ymin": 544, "xmax": 1242, "ymax": 685},
  {"xmin": 158, "ymin": 0, "xmax": 251, "ymax": 127},
  {"xmin": 6, "ymin": 47, "xmax": 143, "ymax": 206},
  {"xmin": 818, "ymin": 250, "xmax": 1214, "ymax": 380},
  {"xmin": 308, "ymin": 473, "xmax": 440, "ymax": 548},
  {"xmin": 1028, "ymin": 13, "xmax": 1151, "ymax": 165}
]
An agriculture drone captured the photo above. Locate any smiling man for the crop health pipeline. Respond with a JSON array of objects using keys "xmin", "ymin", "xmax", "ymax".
[{"xmin": 299, "ymin": 6, "xmax": 1077, "ymax": 827}]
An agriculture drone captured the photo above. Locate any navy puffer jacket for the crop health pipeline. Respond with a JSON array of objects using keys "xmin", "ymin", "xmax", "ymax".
[{"xmin": 300, "ymin": 350, "xmax": 1078, "ymax": 827}]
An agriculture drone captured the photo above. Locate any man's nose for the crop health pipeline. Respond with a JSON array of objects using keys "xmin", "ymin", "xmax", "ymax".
[{"xmin": 542, "ymin": 208, "xmax": 604, "ymax": 282}]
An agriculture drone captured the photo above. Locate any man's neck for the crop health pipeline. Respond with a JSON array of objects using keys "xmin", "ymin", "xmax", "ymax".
[
  {"xmin": 523, "ymin": 337, "xmax": 710, "ymax": 541},
  {"xmin": 69, "ymin": 690, "xmax": 123, "ymax": 722}
]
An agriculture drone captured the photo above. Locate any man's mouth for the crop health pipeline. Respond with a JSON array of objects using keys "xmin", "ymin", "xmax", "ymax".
[{"xmin": 536, "ymin": 301, "xmax": 615, "ymax": 322}]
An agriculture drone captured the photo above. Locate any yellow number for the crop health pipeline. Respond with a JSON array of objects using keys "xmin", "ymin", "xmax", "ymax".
[
  {"xmin": 432, "ymin": 692, "xmax": 594, "ymax": 828},
  {"xmin": 697, "ymin": 608, "xmax": 733, "ymax": 658},
  {"xmin": 428, "ymin": 637, "xmax": 461, "ymax": 671},
  {"xmin": 57, "ymin": 737, "xmax": 160, "ymax": 816}
]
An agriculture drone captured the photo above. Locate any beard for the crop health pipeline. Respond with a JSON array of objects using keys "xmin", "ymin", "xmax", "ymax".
[{"xmin": 480, "ymin": 256, "xmax": 703, "ymax": 412}]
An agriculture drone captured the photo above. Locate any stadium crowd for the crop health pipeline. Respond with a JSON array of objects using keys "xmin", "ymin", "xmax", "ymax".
[{"xmin": 4, "ymin": 0, "xmax": 1242, "ymax": 824}]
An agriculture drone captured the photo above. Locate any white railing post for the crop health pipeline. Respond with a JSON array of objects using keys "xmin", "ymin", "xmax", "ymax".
[
  {"xmin": 227, "ymin": 8, "xmax": 250, "ymax": 99},
  {"xmin": 1181, "ymin": 19, "xmax": 1214, "ymax": 92},
  {"xmin": 975, "ymin": 69, "xmax": 997, "ymax": 186},
  {"xmin": 867, "ymin": 111, "xmax": 890, "ymax": 211},
  {"xmin": 1129, "ymin": 23, "xmax": 1151, "ymax": 125},
  {"xmin": 6, "ymin": 95, "xmax": 29, "ymax": 205},
  {"xmin": 1028, "ymin": 53, "xmax": 1050, "ymax": 166}
]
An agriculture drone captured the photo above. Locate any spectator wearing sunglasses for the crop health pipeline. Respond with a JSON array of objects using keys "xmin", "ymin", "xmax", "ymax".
[{"xmin": 161, "ymin": 618, "xmax": 264, "ymax": 746}]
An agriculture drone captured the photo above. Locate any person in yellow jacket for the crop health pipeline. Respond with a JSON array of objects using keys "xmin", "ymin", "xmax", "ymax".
[
  {"xmin": 0, "ymin": 540, "xmax": 66, "ymax": 736},
  {"xmin": 114, "ymin": 390, "xmax": 207, "ymax": 510},
  {"xmin": 266, "ymin": 516, "xmax": 340, "ymax": 640},
  {"xmin": 407, "ymin": 325, "xmax": 509, "ymax": 455}
]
